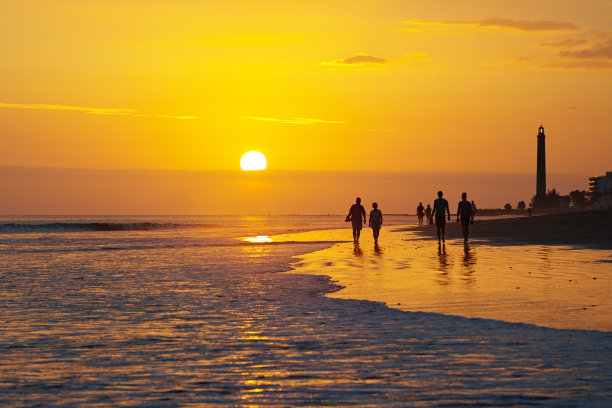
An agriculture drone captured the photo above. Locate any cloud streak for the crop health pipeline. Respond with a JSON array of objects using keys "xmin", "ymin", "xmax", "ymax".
[
  {"xmin": 321, "ymin": 53, "xmax": 388, "ymax": 67},
  {"xmin": 242, "ymin": 116, "xmax": 344, "ymax": 125},
  {"xmin": 404, "ymin": 18, "xmax": 580, "ymax": 32},
  {"xmin": 0, "ymin": 102, "xmax": 198, "ymax": 119},
  {"xmin": 540, "ymin": 31, "xmax": 612, "ymax": 69}
]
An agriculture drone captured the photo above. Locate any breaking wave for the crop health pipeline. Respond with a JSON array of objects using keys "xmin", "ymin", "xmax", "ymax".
[{"xmin": 0, "ymin": 222, "xmax": 218, "ymax": 233}]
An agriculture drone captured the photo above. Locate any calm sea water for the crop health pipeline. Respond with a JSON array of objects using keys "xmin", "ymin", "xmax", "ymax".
[{"xmin": 1, "ymin": 215, "xmax": 611, "ymax": 406}]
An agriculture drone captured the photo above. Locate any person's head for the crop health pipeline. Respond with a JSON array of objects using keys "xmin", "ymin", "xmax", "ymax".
[
  {"xmin": 372, "ymin": 202, "xmax": 378, "ymax": 209},
  {"xmin": 427, "ymin": 204, "xmax": 431, "ymax": 207},
  {"xmin": 419, "ymin": 202, "xmax": 422, "ymax": 205},
  {"xmin": 462, "ymin": 192, "xmax": 467, "ymax": 200},
  {"xmin": 437, "ymin": 191, "xmax": 443, "ymax": 198},
  {"xmin": 471, "ymin": 201, "xmax": 474, "ymax": 204},
  {"xmin": 356, "ymin": 197, "xmax": 361, "ymax": 204}
]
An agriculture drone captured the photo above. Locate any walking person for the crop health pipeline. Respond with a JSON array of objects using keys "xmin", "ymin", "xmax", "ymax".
[
  {"xmin": 457, "ymin": 192, "xmax": 474, "ymax": 243},
  {"xmin": 425, "ymin": 204, "xmax": 433, "ymax": 225},
  {"xmin": 346, "ymin": 197, "xmax": 367, "ymax": 244},
  {"xmin": 416, "ymin": 202, "xmax": 425, "ymax": 226},
  {"xmin": 470, "ymin": 200, "xmax": 477, "ymax": 225},
  {"xmin": 431, "ymin": 191, "xmax": 450, "ymax": 245},
  {"xmin": 369, "ymin": 202, "xmax": 383, "ymax": 247}
]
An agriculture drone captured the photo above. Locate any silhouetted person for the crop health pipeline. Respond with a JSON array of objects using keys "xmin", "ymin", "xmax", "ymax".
[
  {"xmin": 416, "ymin": 202, "xmax": 425, "ymax": 226},
  {"xmin": 369, "ymin": 202, "xmax": 383, "ymax": 246},
  {"xmin": 346, "ymin": 197, "xmax": 366, "ymax": 243},
  {"xmin": 470, "ymin": 200, "xmax": 476, "ymax": 225},
  {"xmin": 425, "ymin": 204, "xmax": 433, "ymax": 225},
  {"xmin": 457, "ymin": 192, "xmax": 473, "ymax": 243},
  {"xmin": 431, "ymin": 191, "xmax": 450, "ymax": 245}
]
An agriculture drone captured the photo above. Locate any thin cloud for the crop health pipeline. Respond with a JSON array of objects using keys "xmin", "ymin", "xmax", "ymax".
[
  {"xmin": 403, "ymin": 18, "xmax": 580, "ymax": 32},
  {"xmin": 242, "ymin": 116, "xmax": 344, "ymax": 125},
  {"xmin": 541, "ymin": 31, "xmax": 612, "ymax": 69},
  {"xmin": 543, "ymin": 60, "xmax": 612, "ymax": 69},
  {"xmin": 321, "ymin": 53, "xmax": 388, "ymax": 67},
  {"xmin": 0, "ymin": 102, "xmax": 198, "ymax": 119},
  {"xmin": 352, "ymin": 128, "xmax": 396, "ymax": 133}
]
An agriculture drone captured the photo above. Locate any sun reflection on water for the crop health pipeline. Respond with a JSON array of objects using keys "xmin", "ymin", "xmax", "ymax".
[{"xmin": 244, "ymin": 236, "xmax": 273, "ymax": 243}]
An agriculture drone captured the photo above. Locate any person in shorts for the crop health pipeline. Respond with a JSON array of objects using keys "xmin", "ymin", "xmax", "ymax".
[
  {"xmin": 346, "ymin": 197, "xmax": 367, "ymax": 243},
  {"xmin": 431, "ymin": 191, "xmax": 450, "ymax": 245},
  {"xmin": 416, "ymin": 202, "xmax": 425, "ymax": 226},
  {"xmin": 369, "ymin": 202, "xmax": 383, "ymax": 246},
  {"xmin": 457, "ymin": 192, "xmax": 474, "ymax": 243}
]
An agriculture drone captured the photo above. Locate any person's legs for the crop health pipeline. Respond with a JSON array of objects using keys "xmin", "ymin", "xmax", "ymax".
[
  {"xmin": 355, "ymin": 228, "xmax": 361, "ymax": 243},
  {"xmin": 436, "ymin": 217, "xmax": 446, "ymax": 243},
  {"xmin": 461, "ymin": 217, "xmax": 470, "ymax": 242},
  {"xmin": 352, "ymin": 228, "xmax": 357, "ymax": 243},
  {"xmin": 373, "ymin": 228, "xmax": 379, "ymax": 244}
]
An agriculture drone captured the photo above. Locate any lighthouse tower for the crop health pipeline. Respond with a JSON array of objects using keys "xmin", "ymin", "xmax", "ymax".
[{"xmin": 536, "ymin": 125, "xmax": 546, "ymax": 199}]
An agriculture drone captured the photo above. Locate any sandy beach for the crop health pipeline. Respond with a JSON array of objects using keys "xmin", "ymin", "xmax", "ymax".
[
  {"xmin": 407, "ymin": 210, "xmax": 612, "ymax": 249},
  {"xmin": 286, "ymin": 211, "xmax": 612, "ymax": 332}
]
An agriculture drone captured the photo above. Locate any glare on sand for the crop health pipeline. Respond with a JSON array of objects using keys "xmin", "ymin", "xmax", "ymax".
[{"xmin": 283, "ymin": 228, "xmax": 612, "ymax": 332}]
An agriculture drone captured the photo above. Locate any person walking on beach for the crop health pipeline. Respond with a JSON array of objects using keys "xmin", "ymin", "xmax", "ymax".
[
  {"xmin": 431, "ymin": 191, "xmax": 450, "ymax": 245},
  {"xmin": 457, "ymin": 192, "xmax": 474, "ymax": 243},
  {"xmin": 369, "ymin": 202, "xmax": 383, "ymax": 246},
  {"xmin": 346, "ymin": 197, "xmax": 367, "ymax": 244},
  {"xmin": 425, "ymin": 204, "xmax": 433, "ymax": 225},
  {"xmin": 416, "ymin": 202, "xmax": 425, "ymax": 226},
  {"xmin": 470, "ymin": 200, "xmax": 477, "ymax": 225}
]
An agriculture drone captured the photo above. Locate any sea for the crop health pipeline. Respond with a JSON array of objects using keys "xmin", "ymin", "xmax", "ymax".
[{"xmin": 1, "ymin": 215, "xmax": 610, "ymax": 406}]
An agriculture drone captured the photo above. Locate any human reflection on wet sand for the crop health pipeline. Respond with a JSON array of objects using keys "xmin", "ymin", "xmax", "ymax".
[
  {"xmin": 353, "ymin": 243, "xmax": 363, "ymax": 257},
  {"xmin": 461, "ymin": 243, "xmax": 477, "ymax": 283},
  {"xmin": 462, "ymin": 243, "xmax": 477, "ymax": 268},
  {"xmin": 436, "ymin": 244, "xmax": 451, "ymax": 285},
  {"xmin": 373, "ymin": 244, "xmax": 383, "ymax": 256},
  {"xmin": 437, "ymin": 244, "xmax": 449, "ymax": 271}
]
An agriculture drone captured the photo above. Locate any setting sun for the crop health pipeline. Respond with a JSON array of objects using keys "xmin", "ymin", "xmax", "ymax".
[{"xmin": 240, "ymin": 151, "xmax": 267, "ymax": 171}]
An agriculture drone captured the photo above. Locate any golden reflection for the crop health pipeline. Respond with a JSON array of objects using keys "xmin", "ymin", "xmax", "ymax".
[
  {"xmin": 462, "ymin": 244, "xmax": 477, "ymax": 269},
  {"xmin": 244, "ymin": 235, "xmax": 273, "ymax": 243},
  {"xmin": 437, "ymin": 244, "xmax": 450, "ymax": 272},
  {"xmin": 353, "ymin": 243, "xmax": 363, "ymax": 257}
]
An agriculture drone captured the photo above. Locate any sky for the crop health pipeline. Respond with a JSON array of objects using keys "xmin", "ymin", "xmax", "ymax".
[{"xmin": 1, "ymin": 0, "xmax": 611, "ymax": 214}]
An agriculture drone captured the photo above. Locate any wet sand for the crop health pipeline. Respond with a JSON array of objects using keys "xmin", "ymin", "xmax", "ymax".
[{"xmin": 284, "ymin": 214, "xmax": 612, "ymax": 331}]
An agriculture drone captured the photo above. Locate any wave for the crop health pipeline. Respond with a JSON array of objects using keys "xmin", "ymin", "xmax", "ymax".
[{"xmin": 0, "ymin": 222, "xmax": 218, "ymax": 233}]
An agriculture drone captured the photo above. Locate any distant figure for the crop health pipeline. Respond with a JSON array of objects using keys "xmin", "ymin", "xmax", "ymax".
[
  {"xmin": 457, "ymin": 192, "xmax": 474, "ymax": 243},
  {"xmin": 431, "ymin": 191, "xmax": 451, "ymax": 245},
  {"xmin": 416, "ymin": 202, "xmax": 425, "ymax": 226},
  {"xmin": 369, "ymin": 202, "xmax": 383, "ymax": 246},
  {"xmin": 425, "ymin": 204, "xmax": 433, "ymax": 225},
  {"xmin": 470, "ymin": 200, "xmax": 477, "ymax": 225},
  {"xmin": 346, "ymin": 197, "xmax": 367, "ymax": 244}
]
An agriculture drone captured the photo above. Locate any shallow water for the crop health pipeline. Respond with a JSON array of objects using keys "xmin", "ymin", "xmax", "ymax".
[{"xmin": 1, "ymin": 216, "xmax": 611, "ymax": 406}]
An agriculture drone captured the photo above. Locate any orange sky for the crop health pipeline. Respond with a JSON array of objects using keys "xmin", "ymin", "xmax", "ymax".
[{"xmin": 0, "ymin": 0, "xmax": 610, "ymax": 213}]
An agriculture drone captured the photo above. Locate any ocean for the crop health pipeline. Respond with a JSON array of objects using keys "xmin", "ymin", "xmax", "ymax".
[{"xmin": 1, "ymin": 215, "xmax": 610, "ymax": 406}]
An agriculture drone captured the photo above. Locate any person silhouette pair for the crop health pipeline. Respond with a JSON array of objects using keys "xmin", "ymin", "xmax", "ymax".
[{"xmin": 346, "ymin": 197, "xmax": 382, "ymax": 245}]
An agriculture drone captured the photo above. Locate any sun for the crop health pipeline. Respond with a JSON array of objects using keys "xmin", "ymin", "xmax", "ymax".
[{"xmin": 240, "ymin": 151, "xmax": 267, "ymax": 171}]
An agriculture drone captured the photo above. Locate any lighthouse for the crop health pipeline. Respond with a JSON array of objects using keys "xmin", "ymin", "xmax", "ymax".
[{"xmin": 536, "ymin": 125, "xmax": 546, "ymax": 199}]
